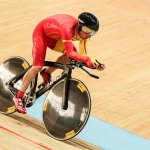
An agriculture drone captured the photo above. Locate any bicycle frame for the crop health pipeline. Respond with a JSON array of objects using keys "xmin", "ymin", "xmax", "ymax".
[
  {"xmin": 0, "ymin": 56, "xmax": 101, "ymax": 140},
  {"xmin": 7, "ymin": 61, "xmax": 74, "ymax": 110}
]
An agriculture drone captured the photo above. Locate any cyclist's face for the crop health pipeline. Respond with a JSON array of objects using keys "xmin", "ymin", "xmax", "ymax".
[{"xmin": 79, "ymin": 31, "xmax": 91, "ymax": 40}]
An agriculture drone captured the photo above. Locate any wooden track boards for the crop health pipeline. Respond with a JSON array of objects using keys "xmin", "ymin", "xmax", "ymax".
[
  {"xmin": 0, "ymin": 113, "xmax": 102, "ymax": 150},
  {"xmin": 0, "ymin": 0, "xmax": 150, "ymax": 148}
]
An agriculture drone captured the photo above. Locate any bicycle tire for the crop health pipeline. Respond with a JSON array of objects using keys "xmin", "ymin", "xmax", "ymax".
[
  {"xmin": 0, "ymin": 56, "xmax": 35, "ymax": 114},
  {"xmin": 42, "ymin": 78, "xmax": 91, "ymax": 141}
]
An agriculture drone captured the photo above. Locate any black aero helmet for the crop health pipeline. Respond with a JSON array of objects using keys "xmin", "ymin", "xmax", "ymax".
[{"xmin": 78, "ymin": 12, "xmax": 99, "ymax": 33}]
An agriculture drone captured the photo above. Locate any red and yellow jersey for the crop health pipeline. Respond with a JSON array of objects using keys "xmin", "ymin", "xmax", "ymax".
[{"xmin": 34, "ymin": 14, "xmax": 90, "ymax": 63}]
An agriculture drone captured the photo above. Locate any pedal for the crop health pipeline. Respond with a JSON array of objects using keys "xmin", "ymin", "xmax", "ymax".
[
  {"xmin": 26, "ymin": 94, "xmax": 36, "ymax": 108},
  {"xmin": 26, "ymin": 98, "xmax": 33, "ymax": 108}
]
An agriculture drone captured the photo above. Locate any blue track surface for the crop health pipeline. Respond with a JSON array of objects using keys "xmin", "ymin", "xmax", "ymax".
[{"xmin": 27, "ymin": 95, "xmax": 150, "ymax": 150}]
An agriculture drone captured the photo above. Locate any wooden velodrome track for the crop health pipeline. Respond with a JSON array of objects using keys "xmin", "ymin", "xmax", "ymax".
[{"xmin": 0, "ymin": 0, "xmax": 150, "ymax": 149}]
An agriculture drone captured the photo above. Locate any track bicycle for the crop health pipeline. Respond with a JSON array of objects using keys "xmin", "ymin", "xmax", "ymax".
[{"xmin": 0, "ymin": 56, "xmax": 100, "ymax": 140}]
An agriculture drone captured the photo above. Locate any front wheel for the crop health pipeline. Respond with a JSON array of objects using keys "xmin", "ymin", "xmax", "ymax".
[{"xmin": 42, "ymin": 78, "xmax": 91, "ymax": 140}]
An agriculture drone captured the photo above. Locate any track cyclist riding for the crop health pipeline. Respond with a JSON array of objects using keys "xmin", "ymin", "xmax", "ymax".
[{"xmin": 12, "ymin": 12, "xmax": 106, "ymax": 114}]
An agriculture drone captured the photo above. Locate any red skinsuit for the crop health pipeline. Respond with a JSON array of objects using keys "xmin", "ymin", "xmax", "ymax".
[{"xmin": 32, "ymin": 14, "xmax": 90, "ymax": 66}]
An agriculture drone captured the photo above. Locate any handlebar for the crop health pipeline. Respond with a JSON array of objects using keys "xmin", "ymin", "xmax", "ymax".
[
  {"xmin": 44, "ymin": 59, "xmax": 100, "ymax": 79},
  {"xmin": 67, "ymin": 58, "xmax": 100, "ymax": 79}
]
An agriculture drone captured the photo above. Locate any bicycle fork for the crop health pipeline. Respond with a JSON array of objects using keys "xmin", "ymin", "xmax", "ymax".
[{"xmin": 61, "ymin": 67, "xmax": 72, "ymax": 110}]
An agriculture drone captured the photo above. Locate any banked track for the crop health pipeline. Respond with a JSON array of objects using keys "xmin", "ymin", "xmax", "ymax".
[{"xmin": 0, "ymin": 113, "xmax": 102, "ymax": 150}]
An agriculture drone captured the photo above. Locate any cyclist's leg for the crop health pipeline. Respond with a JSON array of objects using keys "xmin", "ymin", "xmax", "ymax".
[
  {"xmin": 20, "ymin": 36, "xmax": 47, "ymax": 93},
  {"xmin": 13, "ymin": 35, "xmax": 47, "ymax": 114},
  {"xmin": 45, "ymin": 39, "xmax": 70, "ymax": 74},
  {"xmin": 40, "ymin": 37, "xmax": 57, "ymax": 84}
]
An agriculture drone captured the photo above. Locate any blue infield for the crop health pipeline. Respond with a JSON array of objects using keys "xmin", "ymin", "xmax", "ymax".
[{"xmin": 27, "ymin": 95, "xmax": 150, "ymax": 150}]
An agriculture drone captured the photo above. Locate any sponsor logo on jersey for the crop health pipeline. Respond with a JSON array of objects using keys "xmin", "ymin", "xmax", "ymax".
[{"xmin": 47, "ymin": 23, "xmax": 58, "ymax": 29}]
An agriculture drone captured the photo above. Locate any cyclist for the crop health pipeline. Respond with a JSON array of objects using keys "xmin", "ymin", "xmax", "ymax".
[{"xmin": 12, "ymin": 12, "xmax": 106, "ymax": 114}]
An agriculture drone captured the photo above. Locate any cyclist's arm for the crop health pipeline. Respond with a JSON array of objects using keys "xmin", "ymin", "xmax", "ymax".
[
  {"xmin": 60, "ymin": 24, "xmax": 89, "ymax": 63},
  {"xmin": 63, "ymin": 42, "xmax": 89, "ymax": 63}
]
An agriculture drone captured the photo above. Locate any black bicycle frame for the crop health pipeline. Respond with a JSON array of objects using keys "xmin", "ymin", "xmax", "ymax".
[{"xmin": 7, "ymin": 61, "xmax": 73, "ymax": 110}]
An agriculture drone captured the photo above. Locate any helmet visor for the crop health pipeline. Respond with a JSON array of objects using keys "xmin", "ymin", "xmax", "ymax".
[{"xmin": 82, "ymin": 26, "xmax": 96, "ymax": 36}]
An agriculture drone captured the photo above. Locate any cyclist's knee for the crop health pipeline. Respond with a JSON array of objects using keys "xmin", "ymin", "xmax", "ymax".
[
  {"xmin": 56, "ymin": 54, "xmax": 69, "ymax": 64},
  {"xmin": 31, "ymin": 66, "xmax": 42, "ymax": 73}
]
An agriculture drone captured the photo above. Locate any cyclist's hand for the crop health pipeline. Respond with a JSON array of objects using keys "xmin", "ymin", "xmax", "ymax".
[
  {"xmin": 96, "ymin": 62, "xmax": 106, "ymax": 71},
  {"xmin": 86, "ymin": 58, "xmax": 106, "ymax": 71}
]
